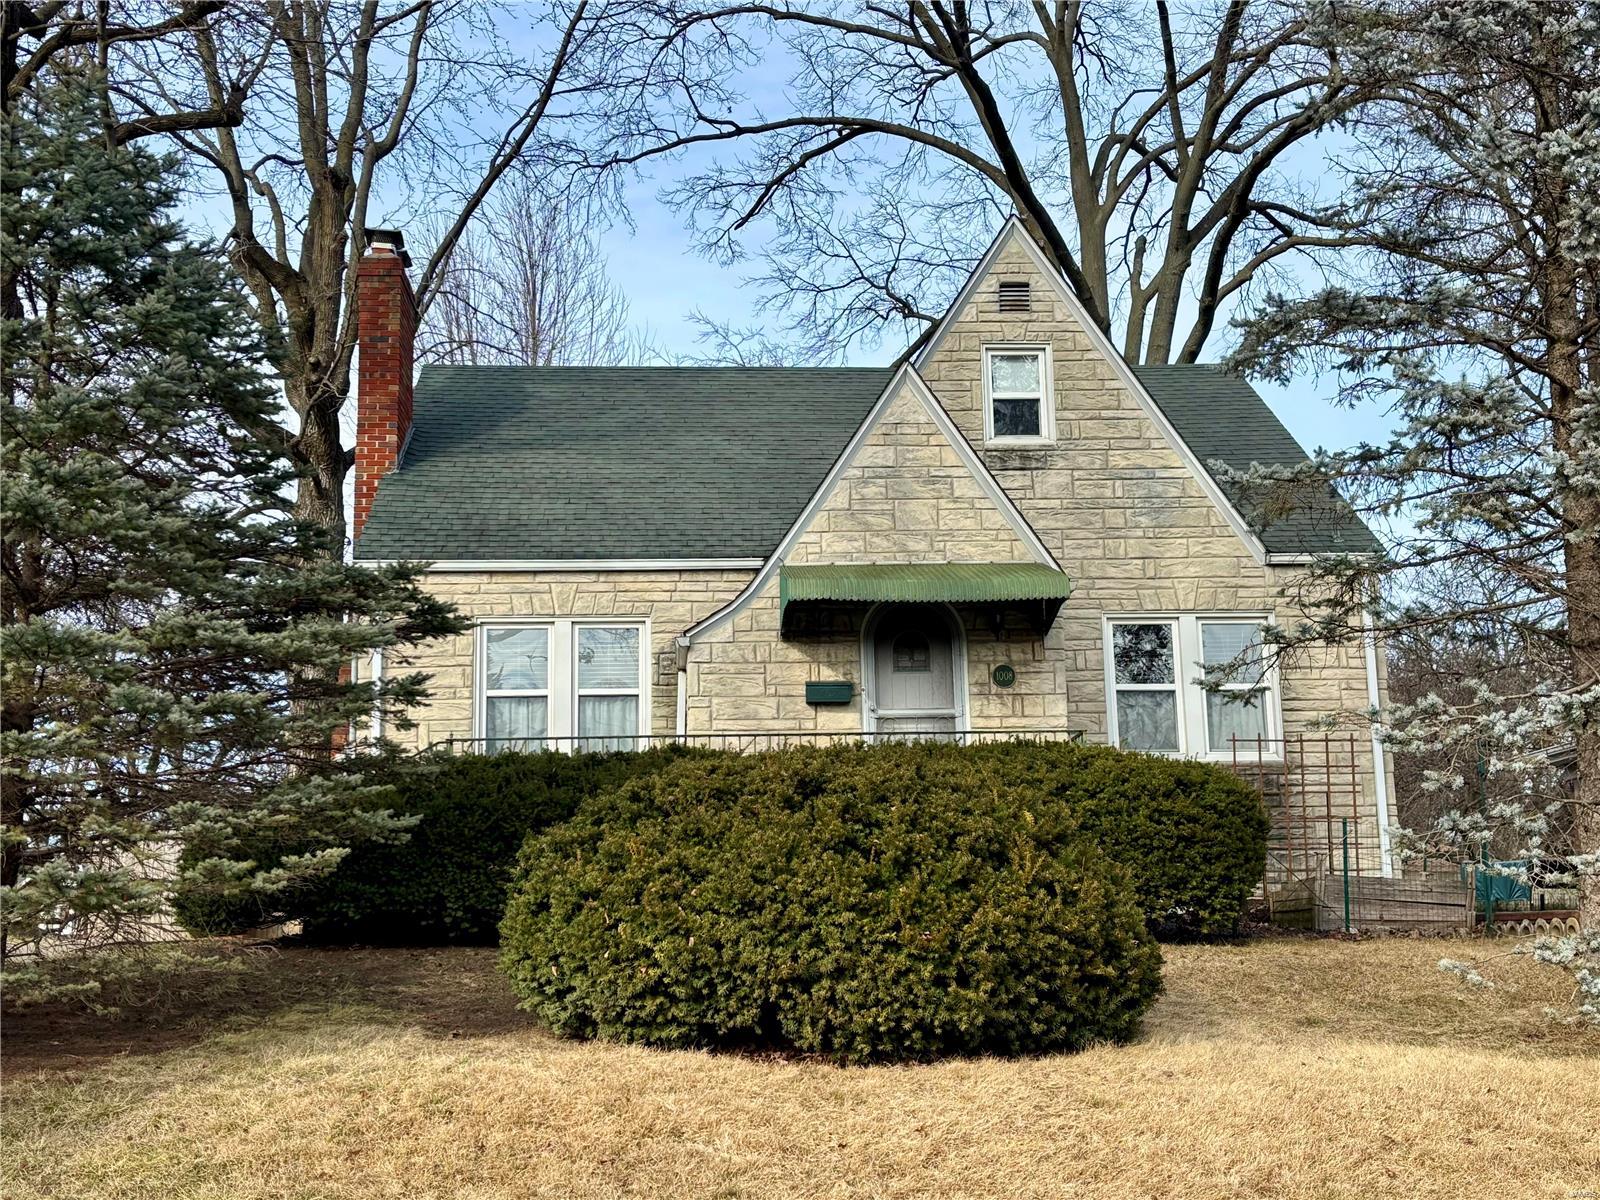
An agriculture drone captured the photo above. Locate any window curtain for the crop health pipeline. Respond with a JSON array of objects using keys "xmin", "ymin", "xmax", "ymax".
[
  {"xmin": 487, "ymin": 696, "xmax": 547, "ymax": 752},
  {"xmin": 1206, "ymin": 692, "xmax": 1268, "ymax": 750},
  {"xmin": 578, "ymin": 695, "xmax": 638, "ymax": 752}
]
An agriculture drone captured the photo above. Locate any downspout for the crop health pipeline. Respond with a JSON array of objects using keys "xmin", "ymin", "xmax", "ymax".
[
  {"xmin": 1361, "ymin": 607, "xmax": 1395, "ymax": 876},
  {"xmin": 370, "ymin": 646, "xmax": 385, "ymax": 743},
  {"xmin": 674, "ymin": 637, "xmax": 690, "ymax": 740}
]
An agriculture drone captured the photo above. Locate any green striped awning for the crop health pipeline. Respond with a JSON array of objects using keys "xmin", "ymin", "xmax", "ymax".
[{"xmin": 779, "ymin": 562, "xmax": 1072, "ymax": 634}]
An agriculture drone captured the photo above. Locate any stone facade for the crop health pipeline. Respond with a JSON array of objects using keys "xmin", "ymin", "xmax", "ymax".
[
  {"xmin": 916, "ymin": 232, "xmax": 1309, "ymax": 738},
  {"xmin": 784, "ymin": 378, "xmax": 1035, "ymax": 566},
  {"xmin": 911, "ymin": 228, "xmax": 1391, "ymax": 862},
  {"xmin": 385, "ymin": 569, "xmax": 753, "ymax": 748},
  {"xmin": 684, "ymin": 372, "xmax": 1054, "ymax": 734},
  {"xmin": 385, "ymin": 223, "xmax": 1393, "ymax": 864}
]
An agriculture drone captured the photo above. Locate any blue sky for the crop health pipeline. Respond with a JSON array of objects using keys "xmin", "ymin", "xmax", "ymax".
[
  {"xmin": 588, "ymin": 173, "xmax": 1384, "ymax": 461},
  {"xmin": 169, "ymin": 7, "xmax": 1393, "ymax": 465}
]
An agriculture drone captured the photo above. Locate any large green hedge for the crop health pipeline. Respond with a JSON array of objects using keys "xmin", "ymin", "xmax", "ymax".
[
  {"xmin": 300, "ymin": 746, "xmax": 701, "ymax": 943},
  {"xmin": 966, "ymin": 740, "xmax": 1268, "ymax": 937},
  {"xmin": 500, "ymin": 744, "xmax": 1163, "ymax": 1063},
  {"xmin": 238, "ymin": 736, "xmax": 1265, "ymax": 947}
]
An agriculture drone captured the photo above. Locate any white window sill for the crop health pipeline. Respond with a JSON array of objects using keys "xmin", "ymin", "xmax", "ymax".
[
  {"xmin": 984, "ymin": 437, "xmax": 1056, "ymax": 449},
  {"xmin": 1124, "ymin": 747, "xmax": 1284, "ymax": 766}
]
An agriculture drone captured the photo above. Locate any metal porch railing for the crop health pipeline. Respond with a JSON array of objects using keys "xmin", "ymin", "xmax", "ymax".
[{"xmin": 431, "ymin": 728, "xmax": 1086, "ymax": 756}]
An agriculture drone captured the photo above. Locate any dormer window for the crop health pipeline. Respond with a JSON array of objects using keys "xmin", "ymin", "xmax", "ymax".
[{"xmin": 982, "ymin": 345, "xmax": 1055, "ymax": 445}]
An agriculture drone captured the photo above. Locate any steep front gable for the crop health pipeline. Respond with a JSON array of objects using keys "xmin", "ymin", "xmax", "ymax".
[
  {"xmin": 685, "ymin": 366, "xmax": 1058, "ymax": 643},
  {"xmin": 785, "ymin": 370, "xmax": 1045, "ymax": 566},
  {"xmin": 913, "ymin": 219, "xmax": 1274, "ymax": 571}
]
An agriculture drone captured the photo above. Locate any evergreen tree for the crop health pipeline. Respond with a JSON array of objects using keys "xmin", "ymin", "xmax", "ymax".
[
  {"xmin": 1229, "ymin": 1, "xmax": 1599, "ymax": 1019},
  {"xmin": 0, "ymin": 73, "xmax": 463, "ymax": 998}
]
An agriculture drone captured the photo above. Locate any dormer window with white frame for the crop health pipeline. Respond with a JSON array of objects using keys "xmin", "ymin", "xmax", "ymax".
[{"xmin": 982, "ymin": 345, "xmax": 1054, "ymax": 445}]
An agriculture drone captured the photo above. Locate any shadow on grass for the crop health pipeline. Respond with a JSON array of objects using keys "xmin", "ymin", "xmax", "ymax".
[
  {"xmin": 2, "ymin": 942, "xmax": 534, "ymax": 1076},
  {"xmin": 8, "ymin": 933, "xmax": 1593, "ymax": 1077}
]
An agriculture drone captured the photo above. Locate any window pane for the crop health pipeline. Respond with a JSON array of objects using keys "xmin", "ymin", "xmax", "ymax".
[
  {"xmin": 893, "ymin": 633, "xmax": 931, "ymax": 672},
  {"xmin": 577, "ymin": 626, "xmax": 640, "ymax": 689},
  {"xmin": 487, "ymin": 696, "xmax": 547, "ymax": 750},
  {"xmin": 992, "ymin": 397, "xmax": 1041, "ymax": 438},
  {"xmin": 1116, "ymin": 691, "xmax": 1179, "ymax": 752},
  {"xmin": 1201, "ymin": 622, "xmax": 1266, "ymax": 686},
  {"xmin": 1113, "ymin": 623, "xmax": 1175, "ymax": 684},
  {"xmin": 1207, "ymin": 690, "xmax": 1269, "ymax": 751},
  {"xmin": 486, "ymin": 627, "xmax": 548, "ymax": 690},
  {"xmin": 578, "ymin": 695, "xmax": 639, "ymax": 752},
  {"xmin": 990, "ymin": 352, "xmax": 1040, "ymax": 393}
]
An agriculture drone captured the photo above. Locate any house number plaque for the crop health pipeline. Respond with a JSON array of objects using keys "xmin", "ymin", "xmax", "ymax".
[{"xmin": 991, "ymin": 664, "xmax": 1016, "ymax": 688}]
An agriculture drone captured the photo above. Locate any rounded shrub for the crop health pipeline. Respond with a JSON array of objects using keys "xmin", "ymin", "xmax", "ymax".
[
  {"xmin": 499, "ymin": 744, "xmax": 1162, "ymax": 1063},
  {"xmin": 302, "ymin": 745, "xmax": 706, "ymax": 944},
  {"xmin": 967, "ymin": 739, "xmax": 1268, "ymax": 937}
]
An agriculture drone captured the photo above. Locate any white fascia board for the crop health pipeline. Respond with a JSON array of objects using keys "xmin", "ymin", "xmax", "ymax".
[
  {"xmin": 351, "ymin": 558, "xmax": 765, "ymax": 572},
  {"xmin": 682, "ymin": 364, "xmax": 1060, "ymax": 645},
  {"xmin": 914, "ymin": 216, "xmax": 1270, "ymax": 567},
  {"xmin": 1266, "ymin": 551, "xmax": 1386, "ymax": 567}
]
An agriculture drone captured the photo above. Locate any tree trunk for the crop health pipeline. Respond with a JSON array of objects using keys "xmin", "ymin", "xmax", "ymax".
[
  {"xmin": 1534, "ymin": 24, "xmax": 1599, "ymax": 930},
  {"xmin": 287, "ymin": 371, "xmax": 350, "ymax": 552}
]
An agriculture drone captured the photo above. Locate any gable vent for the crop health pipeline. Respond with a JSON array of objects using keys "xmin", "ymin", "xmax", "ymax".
[{"xmin": 997, "ymin": 280, "xmax": 1031, "ymax": 313}]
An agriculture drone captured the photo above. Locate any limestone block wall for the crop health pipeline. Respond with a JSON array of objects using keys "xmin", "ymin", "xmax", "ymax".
[
  {"xmin": 684, "ymin": 582, "xmax": 1061, "ymax": 736},
  {"xmin": 914, "ymin": 231, "xmax": 1392, "ymax": 851},
  {"xmin": 387, "ymin": 569, "xmax": 753, "ymax": 749},
  {"xmin": 785, "ymin": 381, "xmax": 1034, "ymax": 565},
  {"xmin": 379, "ymin": 227, "xmax": 1393, "ymax": 864}
]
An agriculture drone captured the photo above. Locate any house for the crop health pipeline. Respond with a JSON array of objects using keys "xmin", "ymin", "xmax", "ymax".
[{"xmin": 350, "ymin": 219, "xmax": 1395, "ymax": 873}]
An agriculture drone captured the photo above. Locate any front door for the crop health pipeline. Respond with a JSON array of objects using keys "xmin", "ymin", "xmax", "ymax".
[{"xmin": 868, "ymin": 605, "xmax": 960, "ymax": 738}]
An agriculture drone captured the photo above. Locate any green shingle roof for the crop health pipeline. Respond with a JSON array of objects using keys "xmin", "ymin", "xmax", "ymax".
[
  {"xmin": 354, "ymin": 362, "xmax": 1377, "ymax": 562},
  {"xmin": 354, "ymin": 366, "xmax": 893, "ymax": 561},
  {"xmin": 1131, "ymin": 365, "xmax": 1380, "ymax": 556}
]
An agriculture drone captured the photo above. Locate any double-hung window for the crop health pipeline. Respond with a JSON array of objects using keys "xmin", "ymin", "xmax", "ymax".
[
  {"xmin": 983, "ymin": 345, "xmax": 1054, "ymax": 444},
  {"xmin": 575, "ymin": 625, "xmax": 642, "ymax": 751},
  {"xmin": 484, "ymin": 627, "xmax": 550, "ymax": 749},
  {"xmin": 1106, "ymin": 616, "xmax": 1277, "ymax": 757},
  {"xmin": 1109, "ymin": 621, "xmax": 1181, "ymax": 752},
  {"xmin": 479, "ymin": 620, "xmax": 647, "ymax": 752}
]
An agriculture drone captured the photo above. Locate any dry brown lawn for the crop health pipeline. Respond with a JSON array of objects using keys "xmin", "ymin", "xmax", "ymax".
[{"xmin": 3, "ymin": 936, "xmax": 1596, "ymax": 1200}]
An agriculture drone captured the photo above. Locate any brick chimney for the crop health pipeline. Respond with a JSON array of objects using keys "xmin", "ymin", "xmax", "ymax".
[{"xmin": 353, "ymin": 228, "xmax": 416, "ymax": 541}]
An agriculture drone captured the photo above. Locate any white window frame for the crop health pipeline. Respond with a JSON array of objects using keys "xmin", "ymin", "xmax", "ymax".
[
  {"xmin": 1105, "ymin": 618, "xmax": 1186, "ymax": 756},
  {"xmin": 475, "ymin": 617, "xmax": 651, "ymax": 749},
  {"xmin": 1102, "ymin": 614, "xmax": 1282, "ymax": 760},
  {"xmin": 982, "ymin": 344, "xmax": 1056, "ymax": 446},
  {"xmin": 573, "ymin": 624, "xmax": 647, "ymax": 747}
]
